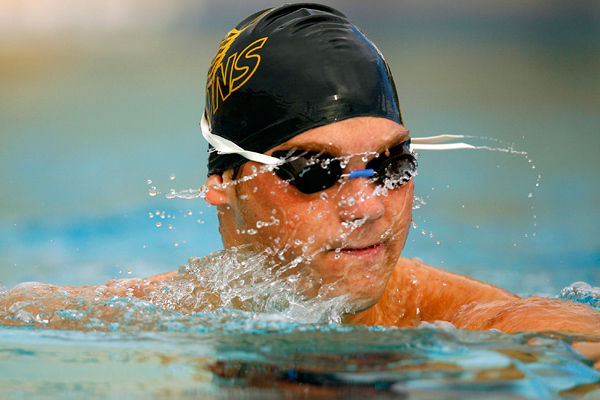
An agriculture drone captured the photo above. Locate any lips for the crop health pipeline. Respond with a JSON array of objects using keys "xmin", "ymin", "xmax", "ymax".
[{"xmin": 334, "ymin": 243, "xmax": 384, "ymax": 258}]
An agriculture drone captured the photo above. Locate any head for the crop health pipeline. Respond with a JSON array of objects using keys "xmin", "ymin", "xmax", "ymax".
[{"xmin": 202, "ymin": 4, "xmax": 415, "ymax": 312}]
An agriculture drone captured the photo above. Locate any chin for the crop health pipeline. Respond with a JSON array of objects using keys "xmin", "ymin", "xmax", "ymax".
[
  {"xmin": 324, "ymin": 277, "xmax": 388, "ymax": 313},
  {"xmin": 343, "ymin": 293, "xmax": 382, "ymax": 314}
]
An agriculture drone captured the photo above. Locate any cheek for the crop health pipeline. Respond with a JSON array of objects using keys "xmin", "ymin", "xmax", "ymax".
[
  {"xmin": 382, "ymin": 182, "xmax": 414, "ymax": 237},
  {"xmin": 236, "ymin": 176, "xmax": 331, "ymax": 245}
]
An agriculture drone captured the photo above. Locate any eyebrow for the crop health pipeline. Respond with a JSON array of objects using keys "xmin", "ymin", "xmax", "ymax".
[
  {"xmin": 275, "ymin": 141, "xmax": 342, "ymax": 155},
  {"xmin": 274, "ymin": 137, "xmax": 410, "ymax": 158}
]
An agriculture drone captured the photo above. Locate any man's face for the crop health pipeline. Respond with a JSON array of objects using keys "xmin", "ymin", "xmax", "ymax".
[{"xmin": 212, "ymin": 117, "xmax": 414, "ymax": 312}]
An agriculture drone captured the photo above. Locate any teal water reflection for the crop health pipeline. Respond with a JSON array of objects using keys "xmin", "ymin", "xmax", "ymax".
[{"xmin": 1, "ymin": 316, "xmax": 599, "ymax": 399}]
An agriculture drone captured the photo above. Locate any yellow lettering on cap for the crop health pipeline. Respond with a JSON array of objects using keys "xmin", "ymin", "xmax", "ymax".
[{"xmin": 206, "ymin": 27, "xmax": 268, "ymax": 116}]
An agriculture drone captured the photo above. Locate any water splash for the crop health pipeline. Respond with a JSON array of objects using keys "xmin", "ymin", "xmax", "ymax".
[
  {"xmin": 150, "ymin": 249, "xmax": 352, "ymax": 324},
  {"xmin": 413, "ymin": 196, "xmax": 426, "ymax": 210},
  {"xmin": 0, "ymin": 246, "xmax": 362, "ymax": 332},
  {"xmin": 560, "ymin": 282, "xmax": 600, "ymax": 310},
  {"xmin": 459, "ymin": 135, "xmax": 528, "ymax": 155},
  {"xmin": 412, "ymin": 135, "xmax": 541, "ymax": 249},
  {"xmin": 164, "ymin": 185, "xmax": 208, "ymax": 200}
]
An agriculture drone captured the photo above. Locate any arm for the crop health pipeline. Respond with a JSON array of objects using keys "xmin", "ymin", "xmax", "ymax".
[
  {"xmin": 9, "ymin": 270, "xmax": 177, "ymax": 301},
  {"xmin": 449, "ymin": 296, "xmax": 600, "ymax": 333},
  {"xmin": 0, "ymin": 270, "xmax": 178, "ymax": 327}
]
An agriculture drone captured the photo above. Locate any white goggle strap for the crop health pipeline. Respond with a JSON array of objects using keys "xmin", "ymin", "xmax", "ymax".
[
  {"xmin": 411, "ymin": 134, "xmax": 476, "ymax": 151},
  {"xmin": 202, "ymin": 114, "xmax": 477, "ymax": 164},
  {"xmin": 201, "ymin": 114, "xmax": 281, "ymax": 166}
]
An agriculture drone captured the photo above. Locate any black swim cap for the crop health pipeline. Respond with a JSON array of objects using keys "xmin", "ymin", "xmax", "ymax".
[{"xmin": 205, "ymin": 3, "xmax": 402, "ymax": 176}]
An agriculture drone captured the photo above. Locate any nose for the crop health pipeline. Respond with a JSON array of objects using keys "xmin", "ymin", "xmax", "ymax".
[{"xmin": 337, "ymin": 177, "xmax": 385, "ymax": 224}]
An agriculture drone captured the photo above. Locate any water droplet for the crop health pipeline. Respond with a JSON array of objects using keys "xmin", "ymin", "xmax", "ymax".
[
  {"xmin": 148, "ymin": 187, "xmax": 158, "ymax": 196},
  {"xmin": 168, "ymin": 224, "xmax": 173, "ymax": 229},
  {"xmin": 156, "ymin": 222, "xmax": 162, "ymax": 227},
  {"xmin": 347, "ymin": 197, "xmax": 356, "ymax": 206},
  {"xmin": 187, "ymin": 210, "xmax": 193, "ymax": 216},
  {"xmin": 147, "ymin": 179, "xmax": 152, "ymax": 184},
  {"xmin": 528, "ymin": 193, "xmax": 533, "ymax": 198},
  {"xmin": 421, "ymin": 229, "xmax": 427, "ymax": 235},
  {"xmin": 197, "ymin": 219, "xmax": 204, "ymax": 224},
  {"xmin": 170, "ymin": 174, "xmax": 176, "ymax": 180},
  {"xmin": 127, "ymin": 269, "xmax": 132, "ymax": 274},
  {"xmin": 149, "ymin": 212, "xmax": 154, "ymax": 218},
  {"xmin": 173, "ymin": 241, "xmax": 179, "ymax": 246},
  {"xmin": 247, "ymin": 229, "xmax": 258, "ymax": 235},
  {"xmin": 320, "ymin": 192, "xmax": 329, "ymax": 201},
  {"xmin": 437, "ymin": 240, "xmax": 441, "ymax": 245}
]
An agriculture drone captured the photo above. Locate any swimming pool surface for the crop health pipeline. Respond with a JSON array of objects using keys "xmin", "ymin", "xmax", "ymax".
[{"xmin": 1, "ymin": 312, "xmax": 599, "ymax": 399}]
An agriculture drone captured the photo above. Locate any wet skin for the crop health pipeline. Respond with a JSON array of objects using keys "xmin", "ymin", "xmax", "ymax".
[{"xmin": 205, "ymin": 117, "xmax": 413, "ymax": 312}]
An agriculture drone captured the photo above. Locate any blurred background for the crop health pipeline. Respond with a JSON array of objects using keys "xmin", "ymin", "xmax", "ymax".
[{"xmin": 1, "ymin": 0, "xmax": 598, "ymax": 295}]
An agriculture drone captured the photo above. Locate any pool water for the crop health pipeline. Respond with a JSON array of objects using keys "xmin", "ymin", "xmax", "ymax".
[{"xmin": 1, "ymin": 313, "xmax": 599, "ymax": 399}]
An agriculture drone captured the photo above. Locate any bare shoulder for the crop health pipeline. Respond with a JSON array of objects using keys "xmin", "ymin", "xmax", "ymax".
[
  {"xmin": 392, "ymin": 258, "xmax": 600, "ymax": 334},
  {"xmin": 392, "ymin": 257, "xmax": 517, "ymax": 319},
  {"xmin": 346, "ymin": 258, "xmax": 516, "ymax": 328},
  {"xmin": 452, "ymin": 296, "xmax": 600, "ymax": 333}
]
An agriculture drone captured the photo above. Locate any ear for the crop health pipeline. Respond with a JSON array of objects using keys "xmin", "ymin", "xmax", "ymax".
[{"xmin": 204, "ymin": 174, "xmax": 232, "ymax": 206}]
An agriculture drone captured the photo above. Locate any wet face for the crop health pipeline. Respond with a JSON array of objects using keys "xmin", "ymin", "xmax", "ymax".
[{"xmin": 206, "ymin": 117, "xmax": 414, "ymax": 312}]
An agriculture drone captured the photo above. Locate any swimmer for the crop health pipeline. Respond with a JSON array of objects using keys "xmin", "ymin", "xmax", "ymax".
[{"xmin": 1, "ymin": 4, "xmax": 599, "ymax": 346}]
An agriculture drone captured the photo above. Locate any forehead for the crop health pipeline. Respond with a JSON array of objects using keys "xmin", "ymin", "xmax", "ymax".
[{"xmin": 267, "ymin": 117, "xmax": 409, "ymax": 156}]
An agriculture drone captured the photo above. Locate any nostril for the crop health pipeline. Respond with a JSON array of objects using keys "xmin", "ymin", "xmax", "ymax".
[{"xmin": 338, "ymin": 191, "xmax": 385, "ymax": 223}]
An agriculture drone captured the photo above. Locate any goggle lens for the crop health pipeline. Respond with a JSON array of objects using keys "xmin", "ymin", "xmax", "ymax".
[{"xmin": 272, "ymin": 140, "xmax": 417, "ymax": 194}]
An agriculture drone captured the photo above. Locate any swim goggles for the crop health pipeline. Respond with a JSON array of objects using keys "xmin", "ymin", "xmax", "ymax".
[
  {"xmin": 271, "ymin": 142, "xmax": 417, "ymax": 194},
  {"xmin": 201, "ymin": 114, "xmax": 476, "ymax": 194}
]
